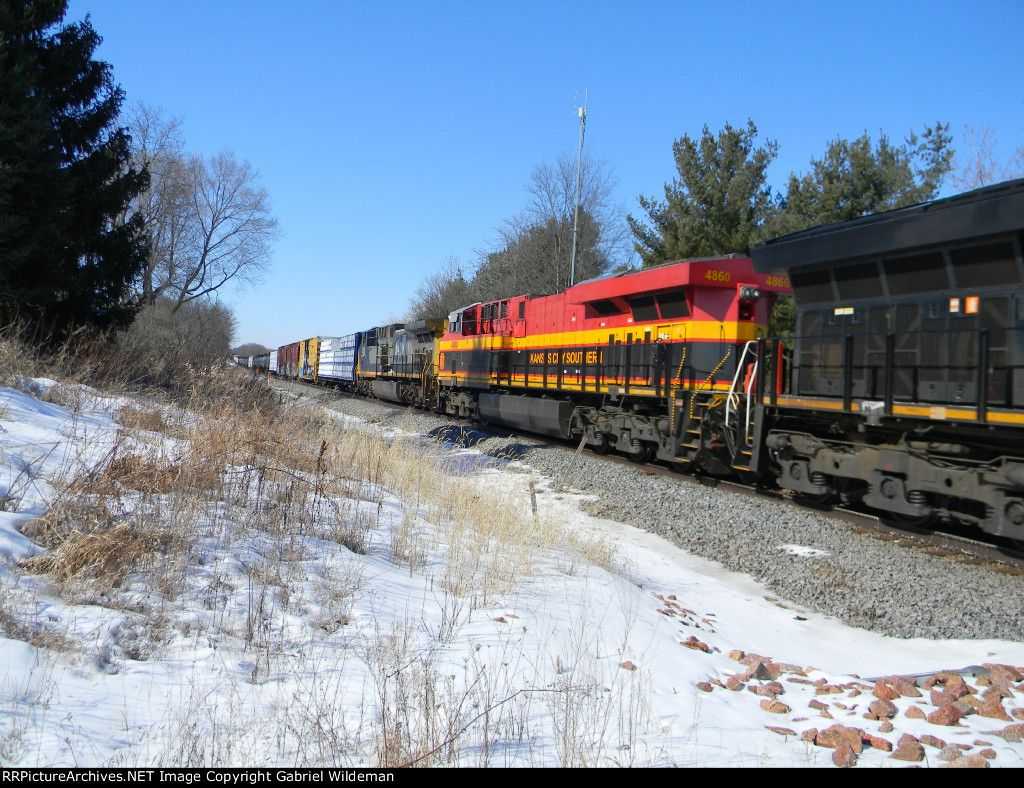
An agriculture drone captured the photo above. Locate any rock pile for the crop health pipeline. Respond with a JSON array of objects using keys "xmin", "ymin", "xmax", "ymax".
[{"xmin": 698, "ymin": 651, "xmax": 1024, "ymax": 767}]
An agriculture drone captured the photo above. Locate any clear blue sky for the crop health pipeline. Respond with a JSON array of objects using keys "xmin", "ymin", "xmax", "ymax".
[{"xmin": 66, "ymin": 0, "xmax": 1024, "ymax": 348}]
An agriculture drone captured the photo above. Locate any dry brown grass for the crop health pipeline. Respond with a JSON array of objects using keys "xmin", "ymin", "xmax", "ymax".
[
  {"xmin": 0, "ymin": 593, "xmax": 77, "ymax": 652},
  {"xmin": 21, "ymin": 521, "xmax": 183, "ymax": 591},
  {"xmin": 116, "ymin": 404, "xmax": 174, "ymax": 435}
]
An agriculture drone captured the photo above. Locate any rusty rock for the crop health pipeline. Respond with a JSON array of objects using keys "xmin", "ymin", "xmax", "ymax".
[
  {"xmin": 760, "ymin": 699, "xmax": 791, "ymax": 714},
  {"xmin": 815, "ymin": 724, "xmax": 864, "ymax": 754},
  {"xmin": 725, "ymin": 675, "xmax": 744, "ymax": 692},
  {"xmin": 919, "ymin": 734, "xmax": 947, "ymax": 750},
  {"xmin": 938, "ymin": 745, "xmax": 962, "ymax": 762},
  {"xmin": 868, "ymin": 699, "xmax": 897, "ymax": 719},
  {"xmin": 905, "ymin": 705, "xmax": 927, "ymax": 720},
  {"xmin": 864, "ymin": 734, "xmax": 893, "ymax": 752},
  {"xmin": 873, "ymin": 681, "xmax": 900, "ymax": 701},
  {"xmin": 832, "ymin": 743, "xmax": 857, "ymax": 768},
  {"xmin": 879, "ymin": 720, "xmax": 894, "ymax": 733},
  {"xmin": 986, "ymin": 722, "xmax": 1024, "ymax": 742},
  {"xmin": 890, "ymin": 741, "xmax": 925, "ymax": 762},
  {"xmin": 977, "ymin": 698, "xmax": 1011, "ymax": 721},
  {"xmin": 982, "ymin": 682, "xmax": 1015, "ymax": 701},
  {"xmin": 728, "ymin": 649, "xmax": 745, "ymax": 662},
  {"xmin": 696, "ymin": 682, "xmax": 713, "ymax": 693},
  {"xmin": 800, "ymin": 728, "xmax": 818, "ymax": 743},
  {"xmin": 738, "ymin": 663, "xmax": 773, "ymax": 682},
  {"xmin": 928, "ymin": 705, "xmax": 965, "ymax": 726},
  {"xmin": 890, "ymin": 676, "xmax": 923, "ymax": 697},
  {"xmin": 984, "ymin": 663, "xmax": 1024, "ymax": 682},
  {"xmin": 942, "ymin": 755, "xmax": 990, "ymax": 768},
  {"xmin": 809, "ymin": 699, "xmax": 829, "ymax": 711},
  {"xmin": 681, "ymin": 636, "xmax": 710, "ymax": 652},
  {"xmin": 765, "ymin": 725, "xmax": 796, "ymax": 737}
]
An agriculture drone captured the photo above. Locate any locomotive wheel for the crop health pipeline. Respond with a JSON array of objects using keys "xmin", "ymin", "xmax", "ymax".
[{"xmin": 591, "ymin": 437, "xmax": 613, "ymax": 455}]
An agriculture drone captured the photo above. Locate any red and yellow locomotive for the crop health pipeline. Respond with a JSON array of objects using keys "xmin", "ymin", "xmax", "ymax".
[{"xmin": 435, "ymin": 256, "xmax": 790, "ymax": 471}]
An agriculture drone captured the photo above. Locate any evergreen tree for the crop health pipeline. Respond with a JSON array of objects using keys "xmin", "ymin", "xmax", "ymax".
[
  {"xmin": 628, "ymin": 120, "xmax": 778, "ymax": 266},
  {"xmin": 0, "ymin": 0, "xmax": 148, "ymax": 334},
  {"xmin": 766, "ymin": 124, "xmax": 954, "ymax": 237}
]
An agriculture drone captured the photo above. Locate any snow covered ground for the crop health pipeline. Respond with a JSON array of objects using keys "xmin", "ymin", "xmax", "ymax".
[{"xmin": 1, "ymin": 379, "xmax": 1023, "ymax": 768}]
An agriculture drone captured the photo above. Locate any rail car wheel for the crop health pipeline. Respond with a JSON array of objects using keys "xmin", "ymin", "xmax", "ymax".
[
  {"xmin": 794, "ymin": 490, "xmax": 840, "ymax": 507},
  {"xmin": 881, "ymin": 510, "xmax": 939, "ymax": 529},
  {"xmin": 590, "ymin": 435, "xmax": 613, "ymax": 455},
  {"xmin": 628, "ymin": 441, "xmax": 657, "ymax": 464}
]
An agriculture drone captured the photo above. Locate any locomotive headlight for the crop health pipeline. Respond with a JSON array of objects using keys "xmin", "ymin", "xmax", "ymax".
[{"xmin": 739, "ymin": 285, "xmax": 761, "ymax": 301}]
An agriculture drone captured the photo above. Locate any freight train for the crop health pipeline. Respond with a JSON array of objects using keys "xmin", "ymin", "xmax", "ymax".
[{"xmin": 245, "ymin": 178, "xmax": 1024, "ymax": 542}]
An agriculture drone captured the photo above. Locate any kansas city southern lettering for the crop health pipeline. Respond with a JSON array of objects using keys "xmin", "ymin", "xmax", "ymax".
[{"xmin": 528, "ymin": 350, "xmax": 603, "ymax": 365}]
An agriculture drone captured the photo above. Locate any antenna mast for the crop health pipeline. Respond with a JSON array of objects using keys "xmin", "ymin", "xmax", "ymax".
[{"xmin": 569, "ymin": 89, "xmax": 587, "ymax": 288}]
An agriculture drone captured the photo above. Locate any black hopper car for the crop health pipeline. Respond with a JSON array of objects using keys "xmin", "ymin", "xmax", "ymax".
[{"xmin": 749, "ymin": 178, "xmax": 1024, "ymax": 539}]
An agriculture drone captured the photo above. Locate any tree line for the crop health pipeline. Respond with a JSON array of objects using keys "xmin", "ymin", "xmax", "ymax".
[
  {"xmin": 410, "ymin": 116, "xmax": 1023, "ymax": 327},
  {"xmin": 0, "ymin": 0, "xmax": 276, "ymax": 375},
  {"xmin": 2, "ymin": 1, "xmax": 1021, "ymax": 351}
]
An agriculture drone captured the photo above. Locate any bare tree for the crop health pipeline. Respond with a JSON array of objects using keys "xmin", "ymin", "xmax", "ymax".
[
  {"xmin": 178, "ymin": 150, "xmax": 278, "ymax": 307},
  {"xmin": 117, "ymin": 298, "xmax": 237, "ymax": 386},
  {"xmin": 127, "ymin": 103, "xmax": 193, "ymax": 304},
  {"xmin": 127, "ymin": 104, "xmax": 278, "ymax": 309},
  {"xmin": 950, "ymin": 123, "xmax": 1024, "ymax": 191},
  {"xmin": 522, "ymin": 151, "xmax": 635, "ymax": 270},
  {"xmin": 473, "ymin": 210, "xmax": 607, "ymax": 300},
  {"xmin": 468, "ymin": 153, "xmax": 634, "ymax": 303},
  {"xmin": 406, "ymin": 256, "xmax": 474, "ymax": 320}
]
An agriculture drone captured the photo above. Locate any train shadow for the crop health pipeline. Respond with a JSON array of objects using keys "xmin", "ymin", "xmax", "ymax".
[
  {"xmin": 427, "ymin": 424, "xmax": 492, "ymax": 447},
  {"xmin": 425, "ymin": 425, "xmax": 535, "ymax": 465}
]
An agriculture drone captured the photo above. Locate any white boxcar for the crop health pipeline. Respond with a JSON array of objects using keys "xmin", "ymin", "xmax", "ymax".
[{"xmin": 318, "ymin": 333, "xmax": 361, "ymax": 388}]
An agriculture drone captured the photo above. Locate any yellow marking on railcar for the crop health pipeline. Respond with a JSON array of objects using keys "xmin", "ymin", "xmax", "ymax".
[
  {"xmin": 437, "ymin": 320, "xmax": 765, "ymax": 353},
  {"xmin": 766, "ymin": 395, "xmax": 1024, "ymax": 426}
]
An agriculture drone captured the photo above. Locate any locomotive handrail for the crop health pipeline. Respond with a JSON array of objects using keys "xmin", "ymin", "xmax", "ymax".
[{"xmin": 725, "ymin": 341, "xmax": 758, "ymax": 446}]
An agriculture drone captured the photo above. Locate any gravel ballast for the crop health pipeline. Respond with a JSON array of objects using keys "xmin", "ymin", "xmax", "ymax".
[{"xmin": 286, "ymin": 383, "xmax": 1024, "ymax": 643}]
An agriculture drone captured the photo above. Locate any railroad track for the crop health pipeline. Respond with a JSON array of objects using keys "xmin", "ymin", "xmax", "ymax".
[{"xmin": 273, "ymin": 375, "xmax": 1024, "ymax": 575}]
